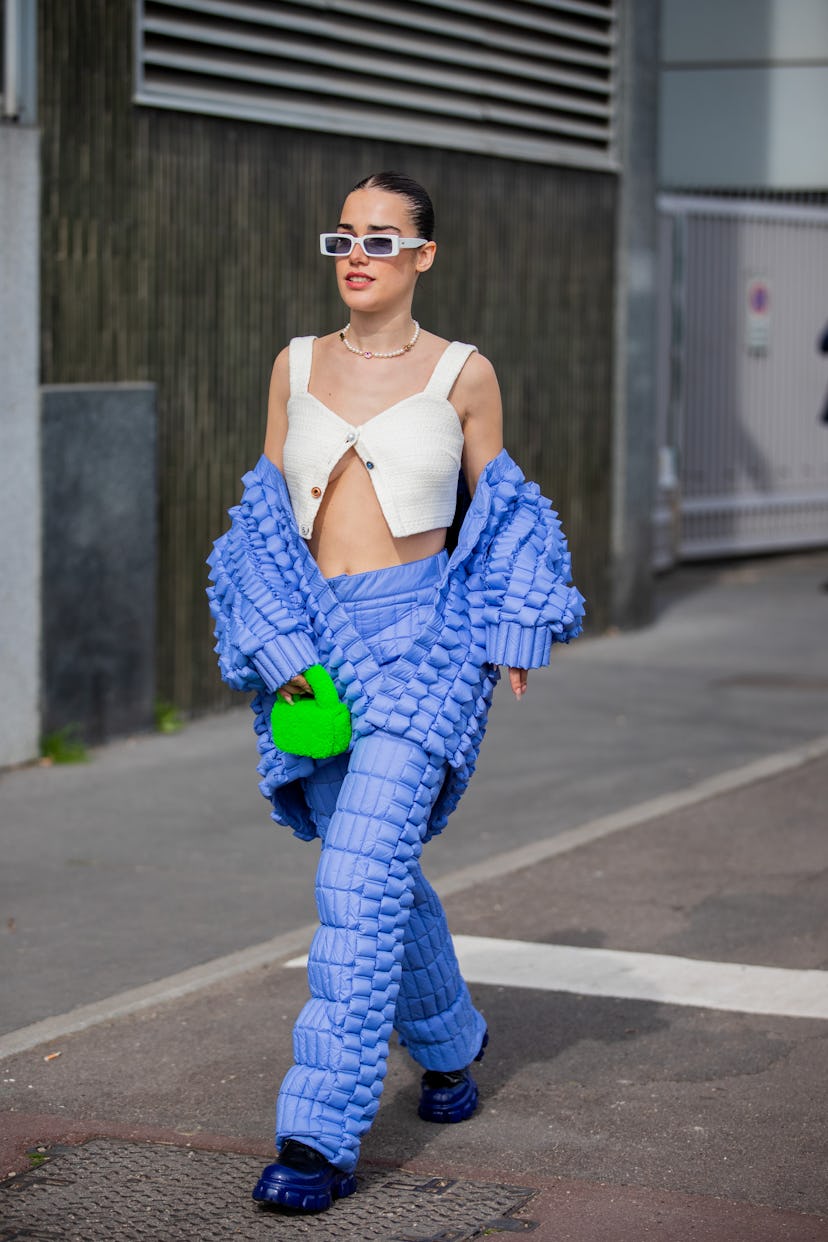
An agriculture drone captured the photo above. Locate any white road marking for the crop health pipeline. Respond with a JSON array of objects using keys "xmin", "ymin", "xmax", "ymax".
[
  {"xmin": 2, "ymin": 733, "xmax": 827, "ymax": 1058},
  {"xmin": 454, "ymin": 936, "xmax": 828, "ymax": 1020},
  {"xmin": 286, "ymin": 936, "xmax": 828, "ymax": 1021}
]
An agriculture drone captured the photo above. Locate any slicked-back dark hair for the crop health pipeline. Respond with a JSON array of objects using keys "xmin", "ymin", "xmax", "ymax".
[{"xmin": 350, "ymin": 171, "xmax": 435, "ymax": 240}]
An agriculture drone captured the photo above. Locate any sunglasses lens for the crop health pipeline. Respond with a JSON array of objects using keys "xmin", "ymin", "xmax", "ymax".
[
  {"xmin": 363, "ymin": 236, "xmax": 395, "ymax": 256},
  {"xmin": 324, "ymin": 235, "xmax": 353, "ymax": 256}
]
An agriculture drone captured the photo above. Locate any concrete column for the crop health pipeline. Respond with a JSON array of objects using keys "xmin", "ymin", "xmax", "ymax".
[
  {"xmin": 611, "ymin": 0, "xmax": 661, "ymax": 627},
  {"xmin": 41, "ymin": 385, "xmax": 157, "ymax": 745},
  {"xmin": 0, "ymin": 123, "xmax": 41, "ymax": 765}
]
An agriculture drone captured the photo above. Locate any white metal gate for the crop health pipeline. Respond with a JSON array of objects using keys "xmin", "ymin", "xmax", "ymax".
[{"xmin": 654, "ymin": 196, "xmax": 828, "ymax": 568}]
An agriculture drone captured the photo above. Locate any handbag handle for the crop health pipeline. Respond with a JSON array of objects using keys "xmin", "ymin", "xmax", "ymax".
[{"xmin": 300, "ymin": 663, "xmax": 340, "ymax": 706}]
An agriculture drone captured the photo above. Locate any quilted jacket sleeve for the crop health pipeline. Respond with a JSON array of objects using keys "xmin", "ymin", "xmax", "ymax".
[
  {"xmin": 482, "ymin": 477, "xmax": 585, "ymax": 669},
  {"xmin": 206, "ymin": 466, "xmax": 318, "ymax": 693}
]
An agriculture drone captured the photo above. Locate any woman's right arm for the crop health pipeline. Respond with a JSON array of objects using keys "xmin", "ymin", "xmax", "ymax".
[{"xmin": 263, "ymin": 346, "xmax": 291, "ymax": 470}]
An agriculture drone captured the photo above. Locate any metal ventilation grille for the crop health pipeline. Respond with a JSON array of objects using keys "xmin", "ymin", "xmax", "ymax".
[{"xmin": 134, "ymin": 0, "xmax": 617, "ymax": 170}]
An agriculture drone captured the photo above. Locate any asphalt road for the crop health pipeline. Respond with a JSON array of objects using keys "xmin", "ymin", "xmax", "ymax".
[
  {"xmin": 1, "ymin": 552, "xmax": 827, "ymax": 1035},
  {"xmin": 1, "ymin": 550, "xmax": 828, "ymax": 1238},
  {"xmin": 1, "ymin": 737, "xmax": 826, "ymax": 1237}
]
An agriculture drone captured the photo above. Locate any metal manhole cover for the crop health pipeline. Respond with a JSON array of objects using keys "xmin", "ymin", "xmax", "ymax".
[{"xmin": 0, "ymin": 1139, "xmax": 538, "ymax": 1240}]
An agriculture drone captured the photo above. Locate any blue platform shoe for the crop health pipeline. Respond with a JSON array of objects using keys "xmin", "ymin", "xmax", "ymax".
[
  {"xmin": 417, "ymin": 1030, "xmax": 489, "ymax": 1124},
  {"xmin": 252, "ymin": 1140, "xmax": 357, "ymax": 1213}
]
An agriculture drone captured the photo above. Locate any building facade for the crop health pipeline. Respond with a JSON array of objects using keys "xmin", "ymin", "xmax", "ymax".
[
  {"xmin": 1, "ymin": 0, "xmax": 661, "ymax": 759},
  {"xmin": 655, "ymin": 0, "xmax": 828, "ymax": 566}
]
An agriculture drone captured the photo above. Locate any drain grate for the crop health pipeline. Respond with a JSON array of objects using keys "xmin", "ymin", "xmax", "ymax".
[{"xmin": 0, "ymin": 1140, "xmax": 537, "ymax": 1240}]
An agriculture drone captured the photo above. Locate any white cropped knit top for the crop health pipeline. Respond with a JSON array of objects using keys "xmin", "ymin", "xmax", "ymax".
[{"xmin": 283, "ymin": 335, "xmax": 475, "ymax": 540}]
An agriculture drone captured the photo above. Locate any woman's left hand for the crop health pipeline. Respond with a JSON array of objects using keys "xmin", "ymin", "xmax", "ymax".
[{"xmin": 508, "ymin": 667, "xmax": 528, "ymax": 699}]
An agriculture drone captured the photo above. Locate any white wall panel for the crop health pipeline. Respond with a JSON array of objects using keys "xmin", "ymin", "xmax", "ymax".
[
  {"xmin": 660, "ymin": 66, "xmax": 828, "ymax": 189},
  {"xmin": 662, "ymin": 0, "xmax": 828, "ymax": 64},
  {"xmin": 0, "ymin": 125, "xmax": 41, "ymax": 765}
]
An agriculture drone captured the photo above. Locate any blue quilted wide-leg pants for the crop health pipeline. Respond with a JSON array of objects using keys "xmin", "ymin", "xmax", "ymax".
[{"xmin": 275, "ymin": 554, "xmax": 487, "ymax": 1174}]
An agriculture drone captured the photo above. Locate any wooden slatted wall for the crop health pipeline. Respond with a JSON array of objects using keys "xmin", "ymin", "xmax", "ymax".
[{"xmin": 39, "ymin": 0, "xmax": 616, "ymax": 714}]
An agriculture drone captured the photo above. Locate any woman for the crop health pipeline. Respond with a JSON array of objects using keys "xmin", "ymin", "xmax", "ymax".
[{"xmin": 208, "ymin": 171, "xmax": 584, "ymax": 1213}]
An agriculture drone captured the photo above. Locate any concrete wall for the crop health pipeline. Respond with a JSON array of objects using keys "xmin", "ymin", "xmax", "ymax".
[
  {"xmin": 660, "ymin": 0, "xmax": 828, "ymax": 189},
  {"xmin": 41, "ymin": 385, "xmax": 157, "ymax": 745},
  {"xmin": 0, "ymin": 123, "xmax": 41, "ymax": 766}
]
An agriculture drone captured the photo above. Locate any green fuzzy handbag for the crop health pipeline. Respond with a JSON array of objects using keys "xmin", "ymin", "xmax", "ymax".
[{"xmin": 270, "ymin": 664, "xmax": 352, "ymax": 759}]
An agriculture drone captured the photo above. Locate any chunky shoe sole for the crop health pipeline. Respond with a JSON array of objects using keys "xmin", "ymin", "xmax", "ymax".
[
  {"xmin": 418, "ymin": 1070, "xmax": 479, "ymax": 1123},
  {"xmin": 417, "ymin": 1029, "xmax": 488, "ymax": 1124},
  {"xmin": 252, "ymin": 1166, "xmax": 357, "ymax": 1213}
]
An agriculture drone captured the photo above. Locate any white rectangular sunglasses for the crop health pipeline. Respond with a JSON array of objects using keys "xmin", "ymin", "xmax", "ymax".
[{"xmin": 320, "ymin": 233, "xmax": 428, "ymax": 258}]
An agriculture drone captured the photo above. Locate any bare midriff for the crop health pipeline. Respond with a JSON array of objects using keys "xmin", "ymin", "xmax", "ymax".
[{"xmin": 308, "ymin": 449, "xmax": 447, "ymax": 577}]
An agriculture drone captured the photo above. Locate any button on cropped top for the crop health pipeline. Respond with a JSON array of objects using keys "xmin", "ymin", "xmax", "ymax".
[{"xmin": 282, "ymin": 336, "xmax": 476, "ymax": 540}]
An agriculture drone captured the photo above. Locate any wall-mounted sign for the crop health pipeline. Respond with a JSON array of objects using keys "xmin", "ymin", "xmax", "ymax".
[{"xmin": 746, "ymin": 276, "xmax": 771, "ymax": 354}]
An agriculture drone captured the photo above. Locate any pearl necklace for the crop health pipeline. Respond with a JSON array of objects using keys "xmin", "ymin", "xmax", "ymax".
[{"xmin": 339, "ymin": 321, "xmax": 420, "ymax": 359}]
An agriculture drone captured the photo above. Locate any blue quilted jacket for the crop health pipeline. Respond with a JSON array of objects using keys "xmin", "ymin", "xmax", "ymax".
[{"xmin": 207, "ymin": 450, "xmax": 584, "ymax": 841}]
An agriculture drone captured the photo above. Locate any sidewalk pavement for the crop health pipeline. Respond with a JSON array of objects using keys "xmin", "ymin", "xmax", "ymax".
[{"xmin": 1, "ymin": 552, "xmax": 828, "ymax": 1239}]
